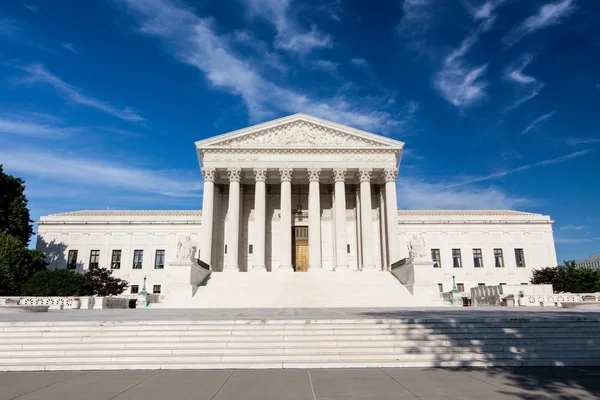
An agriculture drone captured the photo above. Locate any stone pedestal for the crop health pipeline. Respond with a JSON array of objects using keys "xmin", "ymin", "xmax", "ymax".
[
  {"xmin": 164, "ymin": 260, "xmax": 212, "ymax": 302},
  {"xmin": 391, "ymin": 258, "xmax": 442, "ymax": 304}
]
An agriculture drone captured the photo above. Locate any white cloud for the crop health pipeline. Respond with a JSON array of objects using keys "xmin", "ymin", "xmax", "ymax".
[
  {"xmin": 397, "ymin": 177, "xmax": 531, "ymax": 210},
  {"xmin": 469, "ymin": 0, "xmax": 507, "ymax": 20},
  {"xmin": 21, "ymin": 64, "xmax": 144, "ymax": 122},
  {"xmin": 0, "ymin": 148, "xmax": 202, "ymax": 198},
  {"xmin": 445, "ymin": 149, "xmax": 594, "ymax": 188},
  {"xmin": 0, "ymin": 116, "xmax": 76, "ymax": 138},
  {"xmin": 119, "ymin": 0, "xmax": 407, "ymax": 132},
  {"xmin": 521, "ymin": 110, "xmax": 557, "ymax": 134},
  {"xmin": 242, "ymin": 0, "xmax": 332, "ymax": 55},
  {"xmin": 397, "ymin": 0, "xmax": 433, "ymax": 37},
  {"xmin": 0, "ymin": 15, "xmax": 57, "ymax": 53},
  {"xmin": 504, "ymin": 0, "xmax": 575, "ymax": 47},
  {"xmin": 61, "ymin": 43, "xmax": 78, "ymax": 54},
  {"xmin": 555, "ymin": 236, "xmax": 600, "ymax": 244},
  {"xmin": 22, "ymin": 4, "xmax": 39, "ymax": 12},
  {"xmin": 559, "ymin": 225, "xmax": 585, "ymax": 230},
  {"xmin": 314, "ymin": 60, "xmax": 339, "ymax": 73},
  {"xmin": 504, "ymin": 54, "xmax": 545, "ymax": 111},
  {"xmin": 564, "ymin": 137, "xmax": 600, "ymax": 146}
]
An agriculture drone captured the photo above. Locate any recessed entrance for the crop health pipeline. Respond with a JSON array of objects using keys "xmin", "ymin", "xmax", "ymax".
[{"xmin": 292, "ymin": 226, "xmax": 309, "ymax": 272}]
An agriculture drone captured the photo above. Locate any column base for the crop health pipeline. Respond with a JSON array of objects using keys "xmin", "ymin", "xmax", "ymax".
[
  {"xmin": 278, "ymin": 264, "xmax": 294, "ymax": 271},
  {"xmin": 223, "ymin": 265, "xmax": 239, "ymax": 272},
  {"xmin": 362, "ymin": 264, "xmax": 377, "ymax": 271},
  {"xmin": 251, "ymin": 265, "xmax": 267, "ymax": 272},
  {"xmin": 335, "ymin": 265, "xmax": 350, "ymax": 271},
  {"xmin": 309, "ymin": 265, "xmax": 323, "ymax": 271}
]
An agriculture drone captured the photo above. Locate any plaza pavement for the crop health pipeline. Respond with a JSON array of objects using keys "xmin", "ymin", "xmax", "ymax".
[{"xmin": 1, "ymin": 367, "xmax": 600, "ymax": 400}]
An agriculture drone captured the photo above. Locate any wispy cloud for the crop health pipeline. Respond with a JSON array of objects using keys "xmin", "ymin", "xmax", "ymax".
[
  {"xmin": 61, "ymin": 43, "xmax": 78, "ymax": 54},
  {"xmin": 564, "ymin": 137, "xmax": 600, "ymax": 146},
  {"xmin": 22, "ymin": 4, "xmax": 39, "ymax": 12},
  {"xmin": 397, "ymin": 0, "xmax": 433, "ymax": 37},
  {"xmin": 445, "ymin": 149, "xmax": 594, "ymax": 188},
  {"xmin": 504, "ymin": 54, "xmax": 545, "ymax": 111},
  {"xmin": 555, "ymin": 236, "xmax": 600, "ymax": 244},
  {"xmin": 21, "ymin": 64, "xmax": 144, "ymax": 122},
  {"xmin": 242, "ymin": 0, "xmax": 332, "ymax": 55},
  {"xmin": 0, "ymin": 14, "xmax": 57, "ymax": 53},
  {"xmin": 521, "ymin": 110, "xmax": 557, "ymax": 134},
  {"xmin": 0, "ymin": 115, "xmax": 76, "ymax": 138},
  {"xmin": 314, "ymin": 60, "xmax": 339, "ymax": 74},
  {"xmin": 397, "ymin": 176, "xmax": 531, "ymax": 210},
  {"xmin": 559, "ymin": 225, "xmax": 585, "ymax": 230},
  {"xmin": 433, "ymin": 17, "xmax": 495, "ymax": 108},
  {"xmin": 503, "ymin": 0, "xmax": 575, "ymax": 47},
  {"xmin": 0, "ymin": 148, "xmax": 202, "ymax": 198},
  {"xmin": 315, "ymin": 0, "xmax": 343, "ymax": 22},
  {"xmin": 466, "ymin": 0, "xmax": 507, "ymax": 20},
  {"xmin": 118, "ymin": 0, "xmax": 409, "ymax": 132}
]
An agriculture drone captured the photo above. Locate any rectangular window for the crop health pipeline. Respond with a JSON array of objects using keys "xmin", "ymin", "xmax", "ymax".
[
  {"xmin": 500, "ymin": 283, "xmax": 506, "ymax": 286},
  {"xmin": 89, "ymin": 250, "xmax": 100, "ymax": 269},
  {"xmin": 494, "ymin": 249, "xmax": 504, "ymax": 268},
  {"xmin": 478, "ymin": 283, "xmax": 485, "ymax": 288},
  {"xmin": 133, "ymin": 250, "xmax": 143, "ymax": 269},
  {"xmin": 515, "ymin": 248, "xmax": 526, "ymax": 268},
  {"xmin": 111, "ymin": 250, "xmax": 122, "ymax": 269},
  {"xmin": 347, "ymin": 244, "xmax": 351, "ymax": 253},
  {"xmin": 67, "ymin": 250, "xmax": 78, "ymax": 270},
  {"xmin": 131, "ymin": 285, "xmax": 139, "ymax": 294},
  {"xmin": 154, "ymin": 250, "xmax": 165, "ymax": 269},
  {"xmin": 248, "ymin": 244, "xmax": 253, "ymax": 254},
  {"xmin": 473, "ymin": 249, "xmax": 483, "ymax": 268},
  {"xmin": 431, "ymin": 249, "xmax": 441, "ymax": 268},
  {"xmin": 153, "ymin": 285, "xmax": 161, "ymax": 294},
  {"xmin": 438, "ymin": 283, "xmax": 443, "ymax": 293},
  {"xmin": 452, "ymin": 249, "xmax": 462, "ymax": 268},
  {"xmin": 457, "ymin": 283, "xmax": 465, "ymax": 292}
]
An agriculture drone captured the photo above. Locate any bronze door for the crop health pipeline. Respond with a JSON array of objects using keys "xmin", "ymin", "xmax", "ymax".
[{"xmin": 293, "ymin": 226, "xmax": 309, "ymax": 272}]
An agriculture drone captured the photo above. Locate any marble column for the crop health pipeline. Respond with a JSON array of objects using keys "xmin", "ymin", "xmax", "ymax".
[
  {"xmin": 199, "ymin": 167, "xmax": 216, "ymax": 266},
  {"xmin": 333, "ymin": 168, "xmax": 349, "ymax": 270},
  {"xmin": 358, "ymin": 168, "xmax": 375, "ymax": 271},
  {"xmin": 252, "ymin": 168, "xmax": 267, "ymax": 271},
  {"xmin": 224, "ymin": 167, "xmax": 241, "ymax": 272},
  {"xmin": 383, "ymin": 168, "xmax": 399, "ymax": 266},
  {"xmin": 307, "ymin": 168, "xmax": 322, "ymax": 270},
  {"xmin": 279, "ymin": 168, "xmax": 293, "ymax": 271}
]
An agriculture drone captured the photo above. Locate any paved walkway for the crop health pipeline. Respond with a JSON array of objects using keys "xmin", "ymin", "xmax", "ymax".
[
  {"xmin": 2, "ymin": 307, "xmax": 600, "ymax": 322},
  {"xmin": 1, "ymin": 367, "xmax": 599, "ymax": 400}
]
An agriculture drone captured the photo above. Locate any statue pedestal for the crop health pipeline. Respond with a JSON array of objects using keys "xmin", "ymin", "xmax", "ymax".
[
  {"xmin": 164, "ymin": 259, "xmax": 211, "ymax": 303},
  {"xmin": 391, "ymin": 258, "xmax": 443, "ymax": 305}
]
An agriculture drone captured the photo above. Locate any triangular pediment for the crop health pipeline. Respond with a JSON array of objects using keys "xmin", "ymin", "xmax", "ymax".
[{"xmin": 195, "ymin": 114, "xmax": 404, "ymax": 149}]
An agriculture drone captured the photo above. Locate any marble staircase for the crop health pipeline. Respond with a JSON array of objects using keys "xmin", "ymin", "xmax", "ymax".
[
  {"xmin": 1, "ymin": 318, "xmax": 600, "ymax": 370},
  {"xmin": 178, "ymin": 271, "xmax": 417, "ymax": 308}
]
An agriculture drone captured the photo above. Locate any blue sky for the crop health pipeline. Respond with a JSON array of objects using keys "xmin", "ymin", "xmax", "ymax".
[{"xmin": 0, "ymin": 0, "xmax": 599, "ymax": 262}]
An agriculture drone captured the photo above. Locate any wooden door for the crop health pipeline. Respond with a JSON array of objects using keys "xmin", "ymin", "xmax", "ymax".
[{"xmin": 293, "ymin": 226, "xmax": 309, "ymax": 272}]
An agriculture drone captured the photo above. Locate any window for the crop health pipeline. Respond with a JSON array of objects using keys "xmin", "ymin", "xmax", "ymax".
[
  {"xmin": 224, "ymin": 245, "xmax": 227, "ymax": 254},
  {"xmin": 431, "ymin": 249, "xmax": 441, "ymax": 268},
  {"xmin": 438, "ymin": 283, "xmax": 444, "ymax": 293},
  {"xmin": 473, "ymin": 249, "xmax": 483, "ymax": 268},
  {"xmin": 347, "ymin": 244, "xmax": 351, "ymax": 253},
  {"xmin": 153, "ymin": 285, "xmax": 161, "ymax": 294},
  {"xmin": 452, "ymin": 249, "xmax": 462, "ymax": 268},
  {"xmin": 521, "ymin": 283, "xmax": 528, "ymax": 285},
  {"xmin": 131, "ymin": 285, "xmax": 139, "ymax": 294},
  {"xmin": 133, "ymin": 250, "xmax": 143, "ymax": 269},
  {"xmin": 457, "ymin": 283, "xmax": 465, "ymax": 292},
  {"xmin": 154, "ymin": 250, "xmax": 165, "ymax": 269},
  {"xmin": 478, "ymin": 283, "xmax": 485, "ymax": 288},
  {"xmin": 515, "ymin": 248, "xmax": 526, "ymax": 268},
  {"xmin": 494, "ymin": 249, "xmax": 504, "ymax": 268},
  {"xmin": 111, "ymin": 250, "xmax": 122, "ymax": 269},
  {"xmin": 248, "ymin": 244, "xmax": 253, "ymax": 254},
  {"xmin": 67, "ymin": 250, "xmax": 78, "ymax": 270},
  {"xmin": 89, "ymin": 250, "xmax": 100, "ymax": 269},
  {"xmin": 499, "ymin": 283, "xmax": 506, "ymax": 286}
]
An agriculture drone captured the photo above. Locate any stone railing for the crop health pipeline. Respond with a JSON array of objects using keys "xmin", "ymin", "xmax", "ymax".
[
  {"xmin": 0, "ymin": 296, "xmax": 128, "ymax": 309},
  {"xmin": 521, "ymin": 293, "xmax": 600, "ymax": 307},
  {"xmin": 471, "ymin": 284, "xmax": 553, "ymax": 307}
]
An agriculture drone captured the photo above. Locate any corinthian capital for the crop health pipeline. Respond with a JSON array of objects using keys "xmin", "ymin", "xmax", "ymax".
[
  {"xmin": 201, "ymin": 167, "xmax": 216, "ymax": 182},
  {"xmin": 253, "ymin": 168, "xmax": 267, "ymax": 182},
  {"xmin": 307, "ymin": 168, "xmax": 321, "ymax": 182},
  {"xmin": 383, "ymin": 168, "xmax": 398, "ymax": 183},
  {"xmin": 358, "ymin": 168, "xmax": 372, "ymax": 183},
  {"xmin": 279, "ymin": 167, "xmax": 293, "ymax": 182},
  {"xmin": 332, "ymin": 168, "xmax": 347, "ymax": 183},
  {"xmin": 227, "ymin": 167, "xmax": 242, "ymax": 182}
]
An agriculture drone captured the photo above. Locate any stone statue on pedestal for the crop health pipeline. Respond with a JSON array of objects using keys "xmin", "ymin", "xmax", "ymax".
[
  {"xmin": 407, "ymin": 233, "xmax": 427, "ymax": 260},
  {"xmin": 176, "ymin": 236, "xmax": 198, "ymax": 261}
]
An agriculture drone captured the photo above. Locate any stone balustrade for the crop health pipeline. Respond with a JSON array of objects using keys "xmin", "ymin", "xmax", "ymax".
[{"xmin": 0, "ymin": 296, "xmax": 128, "ymax": 309}]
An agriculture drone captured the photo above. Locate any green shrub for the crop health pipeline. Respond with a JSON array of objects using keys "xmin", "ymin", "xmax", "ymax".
[{"xmin": 21, "ymin": 269, "xmax": 93, "ymax": 297}]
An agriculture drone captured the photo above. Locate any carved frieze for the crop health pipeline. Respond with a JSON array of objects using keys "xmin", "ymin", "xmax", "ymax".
[
  {"xmin": 210, "ymin": 121, "xmax": 387, "ymax": 147},
  {"xmin": 201, "ymin": 149, "xmax": 397, "ymax": 162}
]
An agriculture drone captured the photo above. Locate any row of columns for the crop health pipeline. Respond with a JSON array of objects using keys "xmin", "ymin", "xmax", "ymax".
[{"xmin": 200, "ymin": 167, "xmax": 399, "ymax": 271}]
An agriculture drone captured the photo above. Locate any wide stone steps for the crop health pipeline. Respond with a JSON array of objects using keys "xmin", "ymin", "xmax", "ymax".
[{"xmin": 1, "ymin": 319, "xmax": 600, "ymax": 370}]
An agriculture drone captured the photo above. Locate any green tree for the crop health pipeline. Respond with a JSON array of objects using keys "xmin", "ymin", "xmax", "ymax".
[
  {"xmin": 85, "ymin": 266, "xmax": 129, "ymax": 296},
  {"xmin": 0, "ymin": 165, "xmax": 33, "ymax": 244},
  {"xmin": 531, "ymin": 260, "xmax": 600, "ymax": 293},
  {"xmin": 21, "ymin": 269, "xmax": 93, "ymax": 297},
  {"xmin": 0, "ymin": 233, "xmax": 47, "ymax": 296}
]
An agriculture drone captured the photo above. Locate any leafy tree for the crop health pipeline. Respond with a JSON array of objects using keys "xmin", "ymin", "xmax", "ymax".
[
  {"xmin": 531, "ymin": 261, "xmax": 600, "ymax": 293},
  {"xmin": 85, "ymin": 266, "xmax": 129, "ymax": 296},
  {"xmin": 21, "ymin": 269, "xmax": 93, "ymax": 297},
  {"xmin": 0, "ymin": 165, "xmax": 33, "ymax": 244},
  {"xmin": 0, "ymin": 232, "xmax": 46, "ymax": 296}
]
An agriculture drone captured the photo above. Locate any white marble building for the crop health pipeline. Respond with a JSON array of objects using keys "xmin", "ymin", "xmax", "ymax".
[{"xmin": 36, "ymin": 114, "xmax": 558, "ymax": 306}]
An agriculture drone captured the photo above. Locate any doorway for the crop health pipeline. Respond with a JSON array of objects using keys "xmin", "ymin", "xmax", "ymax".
[{"xmin": 292, "ymin": 226, "xmax": 309, "ymax": 272}]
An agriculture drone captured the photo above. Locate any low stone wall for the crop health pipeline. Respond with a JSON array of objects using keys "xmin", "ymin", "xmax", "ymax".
[
  {"xmin": 470, "ymin": 285, "xmax": 600, "ymax": 307},
  {"xmin": 522, "ymin": 293, "xmax": 600, "ymax": 307},
  {"xmin": 0, "ymin": 296, "xmax": 128, "ymax": 309}
]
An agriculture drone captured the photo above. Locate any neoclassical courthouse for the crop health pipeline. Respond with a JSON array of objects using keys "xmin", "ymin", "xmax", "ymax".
[{"xmin": 36, "ymin": 114, "xmax": 558, "ymax": 307}]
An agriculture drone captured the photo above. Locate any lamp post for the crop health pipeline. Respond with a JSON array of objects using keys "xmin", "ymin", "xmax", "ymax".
[
  {"xmin": 137, "ymin": 277, "xmax": 149, "ymax": 308},
  {"xmin": 452, "ymin": 275, "xmax": 459, "ymax": 293}
]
